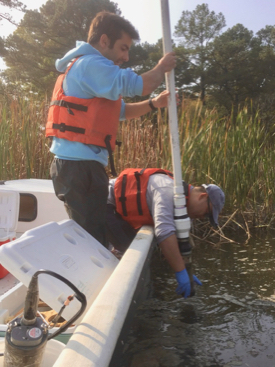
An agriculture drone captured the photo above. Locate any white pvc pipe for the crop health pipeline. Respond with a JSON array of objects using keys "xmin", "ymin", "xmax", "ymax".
[
  {"xmin": 160, "ymin": 0, "xmax": 190, "ymax": 240},
  {"xmin": 160, "ymin": 0, "xmax": 182, "ymax": 191},
  {"xmin": 53, "ymin": 225, "xmax": 154, "ymax": 367}
]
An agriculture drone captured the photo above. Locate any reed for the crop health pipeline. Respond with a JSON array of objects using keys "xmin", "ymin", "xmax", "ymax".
[
  {"xmin": 0, "ymin": 95, "xmax": 52, "ymax": 180},
  {"xmin": 113, "ymin": 99, "xmax": 275, "ymax": 226}
]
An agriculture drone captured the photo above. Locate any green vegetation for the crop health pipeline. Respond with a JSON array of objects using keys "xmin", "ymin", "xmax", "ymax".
[
  {"xmin": 113, "ymin": 101, "xmax": 275, "ymax": 230},
  {"xmin": 0, "ymin": 94, "xmax": 52, "ymax": 179}
]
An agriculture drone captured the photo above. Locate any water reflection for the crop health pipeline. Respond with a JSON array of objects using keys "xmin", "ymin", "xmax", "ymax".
[{"xmin": 120, "ymin": 232, "xmax": 275, "ymax": 367}]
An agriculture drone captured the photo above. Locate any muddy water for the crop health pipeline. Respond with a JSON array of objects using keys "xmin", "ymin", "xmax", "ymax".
[{"xmin": 120, "ymin": 232, "xmax": 275, "ymax": 367}]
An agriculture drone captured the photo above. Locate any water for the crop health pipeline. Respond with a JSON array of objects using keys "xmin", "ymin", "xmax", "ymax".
[{"xmin": 120, "ymin": 232, "xmax": 275, "ymax": 367}]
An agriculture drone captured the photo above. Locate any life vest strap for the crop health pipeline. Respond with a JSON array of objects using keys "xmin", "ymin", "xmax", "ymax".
[
  {"xmin": 52, "ymin": 123, "xmax": 85, "ymax": 134},
  {"xmin": 183, "ymin": 181, "xmax": 189, "ymax": 197},
  {"xmin": 134, "ymin": 171, "xmax": 143, "ymax": 215},
  {"xmin": 50, "ymin": 100, "xmax": 88, "ymax": 115},
  {"xmin": 104, "ymin": 135, "xmax": 117, "ymax": 177},
  {"xmin": 119, "ymin": 174, "xmax": 128, "ymax": 216}
]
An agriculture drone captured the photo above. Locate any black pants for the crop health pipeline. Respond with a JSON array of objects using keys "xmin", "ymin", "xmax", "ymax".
[
  {"xmin": 106, "ymin": 204, "xmax": 138, "ymax": 253},
  {"xmin": 50, "ymin": 158, "xmax": 108, "ymax": 247}
]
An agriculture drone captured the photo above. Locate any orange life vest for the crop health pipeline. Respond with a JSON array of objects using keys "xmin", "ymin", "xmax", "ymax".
[
  {"xmin": 46, "ymin": 57, "xmax": 122, "ymax": 151},
  {"xmin": 114, "ymin": 168, "xmax": 174, "ymax": 229}
]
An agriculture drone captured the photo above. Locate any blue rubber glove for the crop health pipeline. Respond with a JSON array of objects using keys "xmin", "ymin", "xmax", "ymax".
[{"xmin": 175, "ymin": 268, "xmax": 202, "ymax": 298}]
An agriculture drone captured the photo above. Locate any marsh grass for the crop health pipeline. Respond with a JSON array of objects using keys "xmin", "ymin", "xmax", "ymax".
[
  {"xmin": 0, "ymin": 95, "xmax": 52, "ymax": 180},
  {"xmin": 1, "ymin": 94, "xmax": 274, "ymax": 232},
  {"xmin": 113, "ymin": 99, "xmax": 275, "ymax": 230}
]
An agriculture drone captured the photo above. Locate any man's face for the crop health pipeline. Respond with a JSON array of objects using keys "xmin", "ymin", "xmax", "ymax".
[
  {"xmin": 103, "ymin": 31, "xmax": 132, "ymax": 66},
  {"xmin": 188, "ymin": 193, "xmax": 212, "ymax": 220}
]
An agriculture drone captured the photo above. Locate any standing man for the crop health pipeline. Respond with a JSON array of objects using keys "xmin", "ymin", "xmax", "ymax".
[
  {"xmin": 46, "ymin": 11, "xmax": 176, "ymax": 247},
  {"xmin": 107, "ymin": 168, "xmax": 225, "ymax": 297}
]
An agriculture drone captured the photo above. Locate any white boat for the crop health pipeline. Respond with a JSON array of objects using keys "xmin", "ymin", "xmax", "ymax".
[{"xmin": 0, "ymin": 178, "xmax": 154, "ymax": 366}]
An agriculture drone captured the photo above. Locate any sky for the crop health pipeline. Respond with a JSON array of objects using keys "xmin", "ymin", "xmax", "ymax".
[{"xmin": 1, "ymin": 0, "xmax": 275, "ymax": 43}]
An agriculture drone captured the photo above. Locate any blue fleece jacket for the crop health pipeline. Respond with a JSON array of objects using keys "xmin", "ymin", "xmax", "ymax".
[{"xmin": 50, "ymin": 41, "xmax": 143, "ymax": 166}]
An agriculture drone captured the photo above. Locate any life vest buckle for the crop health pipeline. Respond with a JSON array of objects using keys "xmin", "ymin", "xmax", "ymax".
[{"xmin": 59, "ymin": 123, "xmax": 66, "ymax": 132}]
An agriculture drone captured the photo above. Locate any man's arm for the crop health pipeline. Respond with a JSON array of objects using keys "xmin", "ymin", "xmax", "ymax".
[
  {"xmin": 159, "ymin": 234, "xmax": 202, "ymax": 298},
  {"xmin": 159, "ymin": 234, "xmax": 185, "ymax": 272},
  {"xmin": 124, "ymin": 90, "xmax": 169, "ymax": 119},
  {"xmin": 147, "ymin": 175, "xmax": 185, "ymax": 272},
  {"xmin": 141, "ymin": 52, "xmax": 176, "ymax": 96},
  {"xmin": 148, "ymin": 175, "xmax": 201, "ymax": 298}
]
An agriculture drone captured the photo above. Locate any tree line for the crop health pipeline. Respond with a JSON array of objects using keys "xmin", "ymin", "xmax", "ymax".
[{"xmin": 0, "ymin": 0, "xmax": 275, "ymax": 123}]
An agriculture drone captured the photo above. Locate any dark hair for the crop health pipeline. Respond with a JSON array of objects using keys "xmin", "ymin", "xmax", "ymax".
[
  {"xmin": 193, "ymin": 186, "xmax": 207, "ymax": 193},
  {"xmin": 87, "ymin": 11, "xmax": 140, "ymax": 48}
]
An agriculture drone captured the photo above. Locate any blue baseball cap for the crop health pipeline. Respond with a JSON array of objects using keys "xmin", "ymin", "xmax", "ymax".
[{"xmin": 202, "ymin": 184, "xmax": 225, "ymax": 227}]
